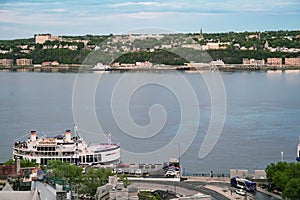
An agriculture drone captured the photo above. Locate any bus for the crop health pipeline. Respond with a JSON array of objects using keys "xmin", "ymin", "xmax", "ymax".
[{"xmin": 230, "ymin": 176, "xmax": 256, "ymax": 191}]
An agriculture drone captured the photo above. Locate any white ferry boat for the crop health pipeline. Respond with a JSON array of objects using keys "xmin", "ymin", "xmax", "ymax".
[{"xmin": 13, "ymin": 129, "xmax": 120, "ymax": 165}]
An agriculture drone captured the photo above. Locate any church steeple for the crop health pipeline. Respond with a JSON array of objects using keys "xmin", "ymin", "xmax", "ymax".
[
  {"xmin": 264, "ymin": 40, "xmax": 269, "ymax": 49},
  {"xmin": 199, "ymin": 28, "xmax": 204, "ymax": 41}
]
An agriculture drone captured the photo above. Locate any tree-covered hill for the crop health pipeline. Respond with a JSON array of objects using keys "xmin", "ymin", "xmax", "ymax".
[
  {"xmin": 0, "ymin": 30, "xmax": 299, "ymax": 65},
  {"xmin": 113, "ymin": 49, "xmax": 188, "ymax": 65}
]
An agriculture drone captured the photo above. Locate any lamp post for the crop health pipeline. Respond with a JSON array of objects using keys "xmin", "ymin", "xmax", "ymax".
[{"xmin": 281, "ymin": 151, "xmax": 283, "ymax": 162}]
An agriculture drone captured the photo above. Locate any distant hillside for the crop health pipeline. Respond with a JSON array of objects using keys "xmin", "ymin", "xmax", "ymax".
[{"xmin": 0, "ymin": 30, "xmax": 299, "ymax": 65}]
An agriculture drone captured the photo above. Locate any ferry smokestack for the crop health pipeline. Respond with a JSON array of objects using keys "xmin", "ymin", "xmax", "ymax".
[
  {"xmin": 31, "ymin": 130, "xmax": 37, "ymax": 141},
  {"xmin": 65, "ymin": 130, "xmax": 71, "ymax": 141}
]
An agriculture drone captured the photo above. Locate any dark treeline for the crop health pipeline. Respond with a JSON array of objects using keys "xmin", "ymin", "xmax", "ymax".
[
  {"xmin": 113, "ymin": 49, "xmax": 188, "ymax": 65},
  {"xmin": 208, "ymin": 49, "xmax": 300, "ymax": 64}
]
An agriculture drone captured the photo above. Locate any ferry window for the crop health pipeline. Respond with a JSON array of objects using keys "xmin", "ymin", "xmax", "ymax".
[
  {"xmin": 97, "ymin": 154, "xmax": 101, "ymax": 162},
  {"xmin": 86, "ymin": 155, "xmax": 93, "ymax": 163}
]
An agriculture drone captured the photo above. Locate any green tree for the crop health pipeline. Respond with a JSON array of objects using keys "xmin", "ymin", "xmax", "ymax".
[
  {"xmin": 119, "ymin": 174, "xmax": 131, "ymax": 188},
  {"xmin": 79, "ymin": 167, "xmax": 114, "ymax": 196},
  {"xmin": 4, "ymin": 158, "xmax": 37, "ymax": 167},
  {"xmin": 266, "ymin": 162, "xmax": 300, "ymax": 199},
  {"xmin": 266, "ymin": 162, "xmax": 289, "ymax": 188},
  {"xmin": 4, "ymin": 159, "xmax": 15, "ymax": 165},
  {"xmin": 282, "ymin": 178, "xmax": 300, "ymax": 199},
  {"xmin": 138, "ymin": 191, "xmax": 162, "ymax": 200},
  {"xmin": 47, "ymin": 160, "xmax": 83, "ymax": 188},
  {"xmin": 20, "ymin": 159, "xmax": 37, "ymax": 167}
]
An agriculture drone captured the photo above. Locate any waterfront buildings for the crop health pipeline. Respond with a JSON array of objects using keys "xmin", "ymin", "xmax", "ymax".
[
  {"xmin": 16, "ymin": 58, "xmax": 32, "ymax": 66},
  {"xmin": 242, "ymin": 58, "xmax": 265, "ymax": 65},
  {"xmin": 0, "ymin": 59, "xmax": 13, "ymax": 66},
  {"xmin": 267, "ymin": 58, "xmax": 282, "ymax": 66},
  {"xmin": 285, "ymin": 58, "xmax": 300, "ymax": 66}
]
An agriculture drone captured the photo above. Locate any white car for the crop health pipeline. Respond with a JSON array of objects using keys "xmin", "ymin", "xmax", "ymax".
[
  {"xmin": 117, "ymin": 168, "xmax": 123, "ymax": 174},
  {"xmin": 236, "ymin": 189, "xmax": 246, "ymax": 196},
  {"xmin": 135, "ymin": 169, "xmax": 142, "ymax": 176},
  {"xmin": 165, "ymin": 170, "xmax": 179, "ymax": 178}
]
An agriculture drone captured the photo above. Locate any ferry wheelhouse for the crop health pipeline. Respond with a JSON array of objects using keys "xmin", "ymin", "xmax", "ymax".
[{"xmin": 13, "ymin": 129, "xmax": 120, "ymax": 165}]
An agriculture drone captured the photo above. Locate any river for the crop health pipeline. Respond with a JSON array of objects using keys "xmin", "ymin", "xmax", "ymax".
[{"xmin": 0, "ymin": 70, "xmax": 299, "ymax": 175}]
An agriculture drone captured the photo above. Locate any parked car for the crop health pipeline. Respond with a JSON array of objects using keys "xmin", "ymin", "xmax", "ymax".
[
  {"xmin": 135, "ymin": 169, "xmax": 142, "ymax": 176},
  {"xmin": 129, "ymin": 168, "xmax": 135, "ymax": 175},
  {"xmin": 165, "ymin": 169, "xmax": 179, "ymax": 178},
  {"xmin": 142, "ymin": 169, "xmax": 149, "ymax": 176},
  {"xmin": 236, "ymin": 189, "xmax": 246, "ymax": 196},
  {"xmin": 117, "ymin": 168, "xmax": 123, "ymax": 174}
]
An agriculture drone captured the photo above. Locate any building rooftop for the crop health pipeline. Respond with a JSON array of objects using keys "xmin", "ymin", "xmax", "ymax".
[{"xmin": 0, "ymin": 190, "xmax": 40, "ymax": 200}]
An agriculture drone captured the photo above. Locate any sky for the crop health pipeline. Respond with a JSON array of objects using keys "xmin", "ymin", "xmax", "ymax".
[{"xmin": 0, "ymin": 0, "xmax": 299, "ymax": 39}]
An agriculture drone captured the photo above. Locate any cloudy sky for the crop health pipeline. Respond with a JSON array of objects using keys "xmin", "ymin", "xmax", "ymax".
[{"xmin": 0, "ymin": 0, "xmax": 299, "ymax": 39}]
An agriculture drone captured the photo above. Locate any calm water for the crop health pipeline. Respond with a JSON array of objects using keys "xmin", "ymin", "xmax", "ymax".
[{"xmin": 0, "ymin": 71, "xmax": 300, "ymax": 175}]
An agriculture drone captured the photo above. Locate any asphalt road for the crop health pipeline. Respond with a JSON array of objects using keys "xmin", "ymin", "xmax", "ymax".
[
  {"xmin": 131, "ymin": 179, "xmax": 281, "ymax": 200},
  {"xmin": 131, "ymin": 180, "xmax": 230, "ymax": 200}
]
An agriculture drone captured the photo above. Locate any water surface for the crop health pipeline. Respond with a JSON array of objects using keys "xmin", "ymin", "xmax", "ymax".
[{"xmin": 0, "ymin": 71, "xmax": 299, "ymax": 174}]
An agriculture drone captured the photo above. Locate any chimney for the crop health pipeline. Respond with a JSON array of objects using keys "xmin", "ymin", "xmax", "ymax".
[
  {"xmin": 31, "ymin": 131, "xmax": 37, "ymax": 141},
  {"xmin": 65, "ymin": 130, "xmax": 71, "ymax": 142},
  {"xmin": 16, "ymin": 158, "xmax": 20, "ymax": 174}
]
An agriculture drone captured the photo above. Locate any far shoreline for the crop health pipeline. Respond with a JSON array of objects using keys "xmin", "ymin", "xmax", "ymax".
[{"xmin": 1, "ymin": 64, "xmax": 300, "ymax": 73}]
